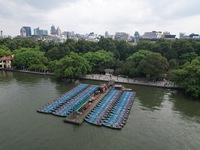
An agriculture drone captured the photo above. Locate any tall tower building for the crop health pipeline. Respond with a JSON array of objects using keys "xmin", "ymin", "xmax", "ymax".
[
  {"xmin": 56, "ymin": 27, "xmax": 61, "ymax": 36},
  {"xmin": 20, "ymin": 28, "xmax": 26, "ymax": 37},
  {"xmin": 134, "ymin": 31, "xmax": 140, "ymax": 43},
  {"xmin": 51, "ymin": 25, "xmax": 57, "ymax": 35},
  {"xmin": 34, "ymin": 27, "xmax": 40, "ymax": 35},
  {"xmin": 20, "ymin": 26, "xmax": 32, "ymax": 37},
  {"xmin": 105, "ymin": 31, "xmax": 109, "ymax": 38}
]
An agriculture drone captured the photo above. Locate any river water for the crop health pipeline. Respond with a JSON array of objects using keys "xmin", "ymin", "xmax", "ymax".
[{"xmin": 0, "ymin": 70, "xmax": 200, "ymax": 150}]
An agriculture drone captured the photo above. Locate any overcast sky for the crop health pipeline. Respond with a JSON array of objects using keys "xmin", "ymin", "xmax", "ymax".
[{"xmin": 0, "ymin": 0, "xmax": 200, "ymax": 37}]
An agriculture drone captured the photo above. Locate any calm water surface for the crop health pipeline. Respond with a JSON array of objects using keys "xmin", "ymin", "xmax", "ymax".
[{"xmin": 0, "ymin": 71, "xmax": 200, "ymax": 150}]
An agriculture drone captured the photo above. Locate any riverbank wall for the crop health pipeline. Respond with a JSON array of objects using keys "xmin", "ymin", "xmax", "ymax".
[
  {"xmin": 81, "ymin": 74, "xmax": 182, "ymax": 90},
  {"xmin": 0, "ymin": 68, "xmax": 54, "ymax": 76},
  {"xmin": 1, "ymin": 69, "xmax": 182, "ymax": 90}
]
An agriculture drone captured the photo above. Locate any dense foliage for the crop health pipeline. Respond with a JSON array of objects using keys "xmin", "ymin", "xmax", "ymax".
[
  {"xmin": 0, "ymin": 37, "xmax": 200, "ymax": 98},
  {"xmin": 172, "ymin": 57, "xmax": 200, "ymax": 99},
  {"xmin": 83, "ymin": 50, "xmax": 115, "ymax": 73},
  {"xmin": 13, "ymin": 48, "xmax": 48, "ymax": 71},
  {"xmin": 54, "ymin": 52, "xmax": 91, "ymax": 82}
]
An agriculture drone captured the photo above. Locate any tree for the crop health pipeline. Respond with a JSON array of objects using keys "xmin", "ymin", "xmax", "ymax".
[
  {"xmin": 172, "ymin": 40, "xmax": 195, "ymax": 59},
  {"xmin": 83, "ymin": 50, "xmax": 115, "ymax": 73},
  {"xmin": 139, "ymin": 53, "xmax": 169, "ymax": 79},
  {"xmin": 180, "ymin": 52, "xmax": 198, "ymax": 64},
  {"xmin": 75, "ymin": 39, "xmax": 98, "ymax": 53},
  {"xmin": 136, "ymin": 41, "xmax": 155, "ymax": 52},
  {"xmin": 0, "ymin": 45, "xmax": 12, "ymax": 57},
  {"xmin": 169, "ymin": 59, "xmax": 179, "ymax": 69},
  {"xmin": 45, "ymin": 45, "xmax": 70, "ymax": 61},
  {"xmin": 114, "ymin": 40, "xmax": 135, "ymax": 61},
  {"xmin": 126, "ymin": 50, "xmax": 152, "ymax": 65},
  {"xmin": 155, "ymin": 39, "xmax": 174, "ymax": 60},
  {"xmin": 98, "ymin": 38, "xmax": 118, "ymax": 58},
  {"xmin": 172, "ymin": 57, "xmax": 200, "ymax": 99},
  {"xmin": 48, "ymin": 60, "xmax": 58, "ymax": 72},
  {"xmin": 12, "ymin": 48, "xmax": 48, "ymax": 71},
  {"xmin": 125, "ymin": 50, "xmax": 153, "ymax": 77},
  {"xmin": 54, "ymin": 52, "xmax": 91, "ymax": 82}
]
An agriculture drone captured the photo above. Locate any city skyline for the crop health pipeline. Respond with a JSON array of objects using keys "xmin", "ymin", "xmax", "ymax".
[{"xmin": 0, "ymin": 0, "xmax": 200, "ymax": 36}]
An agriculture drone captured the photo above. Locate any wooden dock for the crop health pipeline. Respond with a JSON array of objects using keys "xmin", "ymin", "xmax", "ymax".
[{"xmin": 64, "ymin": 88, "xmax": 111, "ymax": 125}]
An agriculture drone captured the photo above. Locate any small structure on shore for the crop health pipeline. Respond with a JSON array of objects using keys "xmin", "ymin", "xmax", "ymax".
[
  {"xmin": 104, "ymin": 69, "xmax": 114, "ymax": 75},
  {"xmin": 0, "ymin": 55, "xmax": 14, "ymax": 69}
]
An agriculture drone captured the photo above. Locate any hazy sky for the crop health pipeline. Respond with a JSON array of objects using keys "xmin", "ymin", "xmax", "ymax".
[{"xmin": 0, "ymin": 0, "xmax": 200, "ymax": 37}]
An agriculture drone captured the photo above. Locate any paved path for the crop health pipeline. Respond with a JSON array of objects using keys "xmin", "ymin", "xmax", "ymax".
[
  {"xmin": 82, "ymin": 74, "xmax": 180, "ymax": 89},
  {"xmin": 2, "ymin": 69, "xmax": 180, "ymax": 89}
]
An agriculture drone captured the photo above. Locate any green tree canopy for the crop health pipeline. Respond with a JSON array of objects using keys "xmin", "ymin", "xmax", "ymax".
[
  {"xmin": 126, "ymin": 50, "xmax": 152, "ymax": 64},
  {"xmin": 0, "ymin": 47, "xmax": 12, "ymax": 57},
  {"xmin": 124, "ymin": 50, "xmax": 153, "ymax": 77},
  {"xmin": 136, "ymin": 41, "xmax": 155, "ymax": 52},
  {"xmin": 139, "ymin": 53, "xmax": 169, "ymax": 79},
  {"xmin": 172, "ymin": 57, "xmax": 200, "ymax": 99},
  {"xmin": 54, "ymin": 52, "xmax": 91, "ymax": 81},
  {"xmin": 12, "ymin": 48, "xmax": 48, "ymax": 71},
  {"xmin": 83, "ymin": 50, "xmax": 115, "ymax": 73},
  {"xmin": 180, "ymin": 52, "xmax": 198, "ymax": 64},
  {"xmin": 98, "ymin": 38, "xmax": 119, "ymax": 58}
]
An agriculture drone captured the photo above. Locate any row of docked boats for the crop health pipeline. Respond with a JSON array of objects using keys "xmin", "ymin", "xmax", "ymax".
[
  {"xmin": 52, "ymin": 85, "xmax": 98, "ymax": 117},
  {"xmin": 37, "ymin": 83, "xmax": 136, "ymax": 130},
  {"xmin": 85, "ymin": 90, "xmax": 136, "ymax": 129},
  {"xmin": 102, "ymin": 91, "xmax": 135, "ymax": 129},
  {"xmin": 37, "ymin": 84, "xmax": 97, "ymax": 115},
  {"xmin": 85, "ymin": 90, "xmax": 122, "ymax": 125}
]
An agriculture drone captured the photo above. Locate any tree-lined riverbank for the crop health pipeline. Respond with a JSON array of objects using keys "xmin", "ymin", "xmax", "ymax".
[{"xmin": 1, "ymin": 38, "xmax": 200, "ymax": 98}]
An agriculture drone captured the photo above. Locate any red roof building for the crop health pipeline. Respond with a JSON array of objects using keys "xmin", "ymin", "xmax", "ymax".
[
  {"xmin": 0, "ymin": 55, "xmax": 14, "ymax": 69},
  {"xmin": 0, "ymin": 55, "xmax": 13, "ymax": 61}
]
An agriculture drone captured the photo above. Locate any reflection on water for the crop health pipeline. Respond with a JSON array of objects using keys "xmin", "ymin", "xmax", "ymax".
[
  {"xmin": 171, "ymin": 91, "xmax": 200, "ymax": 122},
  {"xmin": 0, "ymin": 70, "xmax": 13, "ymax": 82},
  {"xmin": 12, "ymin": 71, "xmax": 47, "ymax": 85},
  {"xmin": 125, "ymin": 84, "xmax": 166, "ymax": 111}
]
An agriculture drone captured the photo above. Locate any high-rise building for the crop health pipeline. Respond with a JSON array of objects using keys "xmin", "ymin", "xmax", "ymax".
[
  {"xmin": 20, "ymin": 26, "xmax": 32, "ymax": 37},
  {"xmin": 39, "ymin": 30, "xmax": 48, "ymax": 36},
  {"xmin": 105, "ymin": 31, "xmax": 109, "ymax": 38},
  {"xmin": 22, "ymin": 26, "xmax": 32, "ymax": 37},
  {"xmin": 34, "ymin": 27, "xmax": 40, "ymax": 35},
  {"xmin": 104, "ymin": 31, "xmax": 113, "ymax": 38},
  {"xmin": 134, "ymin": 31, "xmax": 140, "ymax": 37},
  {"xmin": 51, "ymin": 25, "xmax": 57, "ymax": 35},
  {"xmin": 20, "ymin": 28, "xmax": 26, "ymax": 37},
  {"xmin": 115, "ymin": 32, "xmax": 130, "ymax": 41},
  {"xmin": 34, "ymin": 27, "xmax": 48, "ymax": 36},
  {"xmin": 56, "ymin": 27, "xmax": 61, "ymax": 36},
  {"xmin": 134, "ymin": 31, "xmax": 140, "ymax": 43}
]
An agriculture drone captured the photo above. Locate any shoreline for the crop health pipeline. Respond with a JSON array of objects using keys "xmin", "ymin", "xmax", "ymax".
[
  {"xmin": 1, "ymin": 68, "xmax": 54, "ymax": 76},
  {"xmin": 1, "ymin": 68, "xmax": 182, "ymax": 90},
  {"xmin": 81, "ymin": 74, "xmax": 182, "ymax": 90}
]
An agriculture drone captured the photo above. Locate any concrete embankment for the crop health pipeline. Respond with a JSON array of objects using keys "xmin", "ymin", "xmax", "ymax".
[
  {"xmin": 1, "ymin": 69, "xmax": 181, "ymax": 90},
  {"xmin": 1, "ymin": 68, "xmax": 54, "ymax": 76},
  {"xmin": 81, "ymin": 74, "xmax": 182, "ymax": 90}
]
